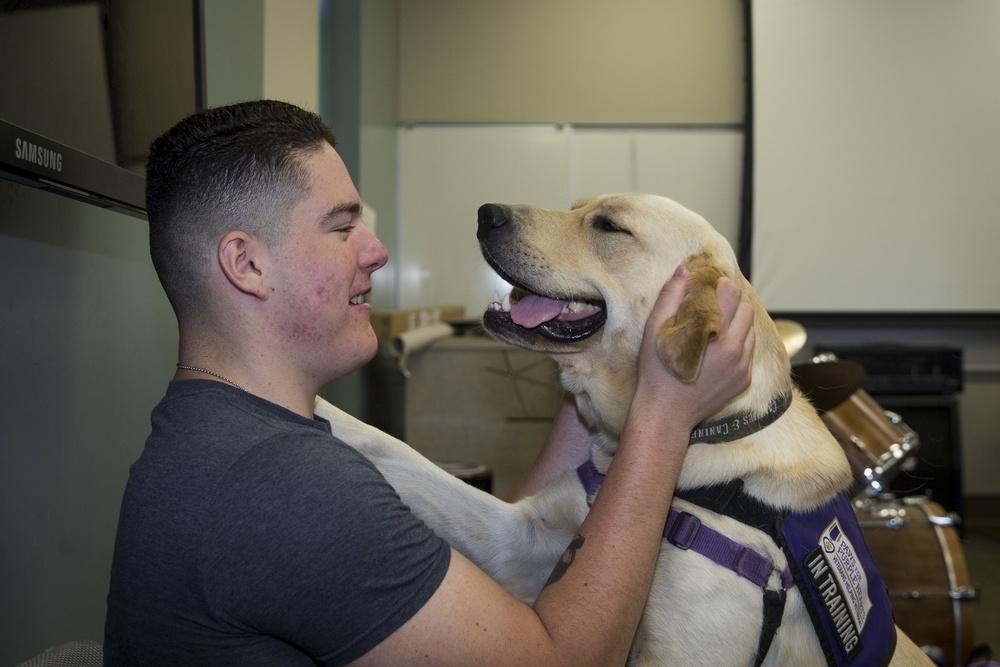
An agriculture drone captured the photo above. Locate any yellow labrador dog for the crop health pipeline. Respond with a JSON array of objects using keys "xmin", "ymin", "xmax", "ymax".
[{"xmin": 315, "ymin": 194, "xmax": 931, "ymax": 666}]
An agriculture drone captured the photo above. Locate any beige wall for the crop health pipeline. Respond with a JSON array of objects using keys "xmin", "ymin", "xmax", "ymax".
[
  {"xmin": 399, "ymin": 0, "xmax": 744, "ymax": 124},
  {"xmin": 392, "ymin": 1, "xmax": 746, "ymax": 316},
  {"xmin": 263, "ymin": 0, "xmax": 320, "ymax": 112}
]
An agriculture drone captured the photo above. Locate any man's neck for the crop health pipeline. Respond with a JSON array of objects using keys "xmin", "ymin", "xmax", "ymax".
[{"xmin": 176, "ymin": 336, "xmax": 322, "ymax": 419}]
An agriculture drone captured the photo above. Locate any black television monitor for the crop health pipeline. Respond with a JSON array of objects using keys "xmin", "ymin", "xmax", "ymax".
[{"xmin": 0, "ymin": 0, "xmax": 205, "ymax": 219}]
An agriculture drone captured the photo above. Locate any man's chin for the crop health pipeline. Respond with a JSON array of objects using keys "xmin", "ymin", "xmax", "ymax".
[{"xmin": 359, "ymin": 327, "xmax": 380, "ymax": 362}]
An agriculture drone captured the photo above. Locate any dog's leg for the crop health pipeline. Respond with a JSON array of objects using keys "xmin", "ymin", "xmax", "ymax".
[
  {"xmin": 315, "ymin": 397, "xmax": 585, "ymax": 603},
  {"xmin": 888, "ymin": 628, "xmax": 937, "ymax": 666}
]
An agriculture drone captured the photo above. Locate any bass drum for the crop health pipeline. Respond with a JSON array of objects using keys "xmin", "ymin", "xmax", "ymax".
[{"xmin": 855, "ymin": 496, "xmax": 978, "ymax": 667}]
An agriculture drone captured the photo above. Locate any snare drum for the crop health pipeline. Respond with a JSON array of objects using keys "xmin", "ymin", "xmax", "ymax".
[
  {"xmin": 821, "ymin": 388, "xmax": 919, "ymax": 496},
  {"xmin": 792, "ymin": 355, "xmax": 919, "ymax": 496},
  {"xmin": 856, "ymin": 496, "xmax": 978, "ymax": 667}
]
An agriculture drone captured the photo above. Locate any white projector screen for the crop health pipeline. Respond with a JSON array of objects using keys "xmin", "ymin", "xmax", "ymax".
[{"xmin": 751, "ymin": 0, "xmax": 1000, "ymax": 314}]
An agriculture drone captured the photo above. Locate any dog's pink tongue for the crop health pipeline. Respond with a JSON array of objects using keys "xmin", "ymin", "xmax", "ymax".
[{"xmin": 510, "ymin": 294, "xmax": 566, "ymax": 328}]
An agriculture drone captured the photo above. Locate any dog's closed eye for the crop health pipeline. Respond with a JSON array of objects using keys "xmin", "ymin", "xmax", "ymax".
[{"xmin": 592, "ymin": 214, "xmax": 632, "ymax": 235}]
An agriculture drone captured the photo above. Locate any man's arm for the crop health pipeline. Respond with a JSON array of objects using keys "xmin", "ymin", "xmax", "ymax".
[{"xmin": 351, "ymin": 270, "xmax": 755, "ymax": 667}]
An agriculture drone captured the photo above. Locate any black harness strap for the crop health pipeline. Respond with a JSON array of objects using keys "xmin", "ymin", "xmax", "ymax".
[
  {"xmin": 756, "ymin": 588, "xmax": 788, "ymax": 667},
  {"xmin": 674, "ymin": 479, "xmax": 790, "ymax": 666},
  {"xmin": 674, "ymin": 479, "xmax": 785, "ymax": 542}
]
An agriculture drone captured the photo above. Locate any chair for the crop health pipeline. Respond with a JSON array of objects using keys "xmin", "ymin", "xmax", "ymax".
[{"xmin": 14, "ymin": 640, "xmax": 103, "ymax": 667}]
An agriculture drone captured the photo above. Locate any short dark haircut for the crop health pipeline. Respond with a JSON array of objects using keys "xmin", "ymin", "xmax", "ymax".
[{"xmin": 146, "ymin": 99, "xmax": 337, "ymax": 316}]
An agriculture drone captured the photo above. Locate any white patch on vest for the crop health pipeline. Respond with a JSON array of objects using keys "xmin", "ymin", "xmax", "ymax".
[{"xmin": 813, "ymin": 516, "xmax": 873, "ymax": 635}]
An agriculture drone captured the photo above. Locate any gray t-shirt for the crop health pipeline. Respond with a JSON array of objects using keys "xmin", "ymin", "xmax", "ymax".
[{"xmin": 104, "ymin": 380, "xmax": 450, "ymax": 665}]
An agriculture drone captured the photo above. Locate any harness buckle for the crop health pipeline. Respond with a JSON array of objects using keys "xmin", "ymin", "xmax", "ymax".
[{"xmin": 666, "ymin": 511, "xmax": 702, "ymax": 550}]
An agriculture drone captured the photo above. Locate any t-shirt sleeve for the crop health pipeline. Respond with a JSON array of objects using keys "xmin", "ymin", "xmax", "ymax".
[{"xmin": 198, "ymin": 432, "xmax": 451, "ymax": 666}]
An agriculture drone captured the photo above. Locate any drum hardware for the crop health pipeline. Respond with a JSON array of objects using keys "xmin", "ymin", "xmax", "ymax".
[
  {"xmin": 847, "ymin": 419, "xmax": 920, "ymax": 497},
  {"xmin": 856, "ymin": 494, "xmax": 963, "ymax": 529},
  {"xmin": 811, "ymin": 351, "xmax": 837, "ymax": 364},
  {"xmin": 928, "ymin": 514, "xmax": 958, "ymax": 527},
  {"xmin": 951, "ymin": 586, "xmax": 980, "ymax": 601},
  {"xmin": 889, "ymin": 586, "xmax": 980, "ymax": 601}
]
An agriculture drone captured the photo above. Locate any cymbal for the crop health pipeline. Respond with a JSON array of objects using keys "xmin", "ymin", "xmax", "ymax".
[
  {"xmin": 774, "ymin": 319, "xmax": 807, "ymax": 358},
  {"xmin": 791, "ymin": 358, "xmax": 866, "ymax": 412}
]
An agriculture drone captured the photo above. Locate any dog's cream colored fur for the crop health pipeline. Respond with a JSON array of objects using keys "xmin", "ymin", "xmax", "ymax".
[{"xmin": 315, "ymin": 194, "xmax": 931, "ymax": 666}]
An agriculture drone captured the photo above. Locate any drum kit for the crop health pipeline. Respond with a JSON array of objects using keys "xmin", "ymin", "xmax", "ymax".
[{"xmin": 778, "ymin": 321, "xmax": 980, "ymax": 667}]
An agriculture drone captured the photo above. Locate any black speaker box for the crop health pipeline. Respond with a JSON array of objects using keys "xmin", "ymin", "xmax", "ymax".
[{"xmin": 820, "ymin": 345, "xmax": 963, "ymax": 395}]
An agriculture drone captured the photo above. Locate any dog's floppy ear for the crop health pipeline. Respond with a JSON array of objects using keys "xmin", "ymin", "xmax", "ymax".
[{"xmin": 656, "ymin": 263, "xmax": 725, "ymax": 383}]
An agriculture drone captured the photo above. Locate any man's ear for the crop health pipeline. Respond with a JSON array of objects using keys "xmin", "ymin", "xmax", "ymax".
[{"xmin": 218, "ymin": 230, "xmax": 269, "ymax": 299}]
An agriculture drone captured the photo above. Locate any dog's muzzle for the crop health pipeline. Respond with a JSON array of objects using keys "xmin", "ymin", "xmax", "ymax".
[{"xmin": 477, "ymin": 203, "xmax": 607, "ymax": 346}]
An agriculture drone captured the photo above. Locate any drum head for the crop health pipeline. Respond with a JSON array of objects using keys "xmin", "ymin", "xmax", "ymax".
[{"xmin": 791, "ymin": 359, "xmax": 866, "ymax": 412}]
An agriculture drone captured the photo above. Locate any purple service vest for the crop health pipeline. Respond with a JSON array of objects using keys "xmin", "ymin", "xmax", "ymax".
[{"xmin": 778, "ymin": 492, "xmax": 897, "ymax": 667}]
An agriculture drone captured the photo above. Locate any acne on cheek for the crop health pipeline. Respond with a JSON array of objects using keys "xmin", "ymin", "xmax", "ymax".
[
  {"xmin": 313, "ymin": 280, "xmax": 346, "ymax": 304},
  {"xmin": 308, "ymin": 270, "xmax": 343, "ymax": 303}
]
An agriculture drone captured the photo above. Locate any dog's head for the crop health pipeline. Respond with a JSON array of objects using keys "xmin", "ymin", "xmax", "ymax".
[{"xmin": 478, "ymin": 194, "xmax": 789, "ymax": 436}]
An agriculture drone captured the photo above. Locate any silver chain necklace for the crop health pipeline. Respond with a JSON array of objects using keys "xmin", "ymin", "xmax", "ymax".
[{"xmin": 176, "ymin": 364, "xmax": 248, "ymax": 393}]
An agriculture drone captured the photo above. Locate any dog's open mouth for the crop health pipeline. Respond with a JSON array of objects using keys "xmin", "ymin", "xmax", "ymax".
[{"xmin": 484, "ymin": 287, "xmax": 607, "ymax": 343}]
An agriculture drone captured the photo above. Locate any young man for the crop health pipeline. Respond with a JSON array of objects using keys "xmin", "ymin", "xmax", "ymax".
[{"xmin": 104, "ymin": 100, "xmax": 754, "ymax": 665}]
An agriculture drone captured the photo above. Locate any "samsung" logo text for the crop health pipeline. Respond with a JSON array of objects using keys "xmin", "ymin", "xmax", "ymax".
[{"xmin": 14, "ymin": 138, "xmax": 63, "ymax": 172}]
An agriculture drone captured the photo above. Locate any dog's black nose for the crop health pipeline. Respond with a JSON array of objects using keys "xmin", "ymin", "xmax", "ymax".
[{"xmin": 478, "ymin": 203, "xmax": 510, "ymax": 230}]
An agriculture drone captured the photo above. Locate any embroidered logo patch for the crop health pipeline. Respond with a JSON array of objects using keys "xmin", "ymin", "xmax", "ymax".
[{"xmin": 803, "ymin": 516, "xmax": 872, "ymax": 660}]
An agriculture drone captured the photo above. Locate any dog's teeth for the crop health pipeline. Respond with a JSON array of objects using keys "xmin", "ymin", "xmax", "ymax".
[{"xmin": 488, "ymin": 291, "xmax": 509, "ymax": 312}]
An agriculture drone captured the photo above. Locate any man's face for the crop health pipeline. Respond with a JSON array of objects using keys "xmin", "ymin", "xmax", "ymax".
[{"xmin": 267, "ymin": 143, "xmax": 389, "ymax": 384}]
